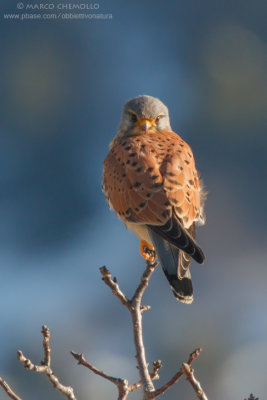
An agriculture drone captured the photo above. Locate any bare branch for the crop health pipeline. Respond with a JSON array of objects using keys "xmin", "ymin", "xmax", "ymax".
[
  {"xmin": 182, "ymin": 362, "xmax": 208, "ymax": 400},
  {"xmin": 17, "ymin": 325, "xmax": 77, "ymax": 400},
  {"xmin": 128, "ymin": 360, "xmax": 162, "ymax": 392},
  {"xmin": 100, "ymin": 260, "xmax": 158, "ymax": 396},
  {"xmin": 129, "ymin": 260, "xmax": 158, "ymax": 395},
  {"xmin": 132, "ymin": 259, "xmax": 158, "ymax": 303},
  {"xmin": 81, "ymin": 261, "xmax": 208, "ymax": 400},
  {"xmin": 0, "ymin": 377, "xmax": 22, "ymax": 400},
  {"xmin": 71, "ymin": 351, "xmax": 129, "ymax": 400},
  {"xmin": 100, "ymin": 266, "xmax": 130, "ymax": 309},
  {"xmin": 149, "ymin": 348, "xmax": 203, "ymax": 398},
  {"xmin": 42, "ymin": 324, "xmax": 51, "ymax": 367}
]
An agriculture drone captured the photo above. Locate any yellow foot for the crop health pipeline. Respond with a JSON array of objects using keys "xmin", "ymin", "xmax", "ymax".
[{"xmin": 140, "ymin": 240, "xmax": 156, "ymax": 262}]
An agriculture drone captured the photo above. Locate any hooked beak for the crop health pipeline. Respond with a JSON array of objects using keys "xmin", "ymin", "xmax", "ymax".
[{"xmin": 139, "ymin": 119, "xmax": 152, "ymax": 133}]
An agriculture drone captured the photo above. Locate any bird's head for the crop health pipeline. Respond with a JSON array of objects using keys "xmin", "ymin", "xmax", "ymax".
[{"xmin": 116, "ymin": 95, "xmax": 171, "ymax": 139}]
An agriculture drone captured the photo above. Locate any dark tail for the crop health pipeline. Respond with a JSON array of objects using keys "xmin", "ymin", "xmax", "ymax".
[{"xmin": 148, "ymin": 228, "xmax": 193, "ymax": 304}]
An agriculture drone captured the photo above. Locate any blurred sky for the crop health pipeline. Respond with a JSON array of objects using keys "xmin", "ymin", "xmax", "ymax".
[{"xmin": 0, "ymin": 1, "xmax": 266, "ymax": 399}]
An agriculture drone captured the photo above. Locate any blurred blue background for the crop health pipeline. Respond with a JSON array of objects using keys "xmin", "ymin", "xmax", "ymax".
[{"xmin": 0, "ymin": 1, "xmax": 266, "ymax": 399}]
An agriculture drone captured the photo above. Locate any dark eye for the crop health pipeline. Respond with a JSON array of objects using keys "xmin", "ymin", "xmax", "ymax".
[
  {"xmin": 155, "ymin": 115, "xmax": 162, "ymax": 123},
  {"xmin": 130, "ymin": 113, "xmax": 137, "ymax": 123}
]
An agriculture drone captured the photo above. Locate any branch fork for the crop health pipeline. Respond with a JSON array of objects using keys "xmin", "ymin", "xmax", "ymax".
[
  {"xmin": 1, "ymin": 260, "xmax": 209, "ymax": 400},
  {"xmin": 17, "ymin": 325, "xmax": 77, "ymax": 400},
  {"xmin": 72, "ymin": 260, "xmax": 208, "ymax": 399}
]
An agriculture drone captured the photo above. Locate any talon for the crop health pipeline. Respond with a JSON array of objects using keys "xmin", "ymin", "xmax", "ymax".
[{"xmin": 140, "ymin": 240, "xmax": 156, "ymax": 262}]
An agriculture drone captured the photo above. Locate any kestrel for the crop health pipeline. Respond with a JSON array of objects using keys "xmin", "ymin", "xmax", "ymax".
[{"xmin": 102, "ymin": 95, "xmax": 206, "ymax": 304}]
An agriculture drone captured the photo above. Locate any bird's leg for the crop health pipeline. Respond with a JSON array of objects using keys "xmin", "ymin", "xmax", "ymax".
[{"xmin": 139, "ymin": 240, "xmax": 156, "ymax": 262}]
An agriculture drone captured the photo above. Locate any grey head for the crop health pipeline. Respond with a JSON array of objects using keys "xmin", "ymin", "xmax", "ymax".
[{"xmin": 116, "ymin": 95, "xmax": 172, "ymax": 139}]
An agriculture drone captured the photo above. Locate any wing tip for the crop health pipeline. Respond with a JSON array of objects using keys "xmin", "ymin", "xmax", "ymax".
[{"xmin": 195, "ymin": 247, "xmax": 205, "ymax": 264}]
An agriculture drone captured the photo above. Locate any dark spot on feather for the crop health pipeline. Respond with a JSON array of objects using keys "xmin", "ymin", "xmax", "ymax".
[
  {"xmin": 162, "ymin": 210, "xmax": 171, "ymax": 219},
  {"xmin": 165, "ymin": 185, "xmax": 173, "ymax": 191},
  {"xmin": 184, "ymin": 217, "xmax": 189, "ymax": 223},
  {"xmin": 147, "ymin": 167, "xmax": 153, "ymax": 172},
  {"xmin": 122, "ymin": 141, "xmax": 127, "ymax": 146},
  {"xmin": 139, "ymin": 202, "xmax": 146, "ymax": 209},
  {"xmin": 136, "ymin": 167, "xmax": 142, "ymax": 173},
  {"xmin": 146, "ymin": 193, "xmax": 152, "ymax": 198},
  {"xmin": 133, "ymin": 182, "xmax": 141, "ymax": 188},
  {"xmin": 185, "ymin": 160, "xmax": 190, "ymax": 165},
  {"xmin": 188, "ymin": 179, "xmax": 194, "ymax": 185},
  {"xmin": 135, "ymin": 207, "xmax": 139, "ymax": 212},
  {"xmin": 122, "ymin": 173, "xmax": 126, "ymax": 177},
  {"xmin": 167, "ymin": 179, "xmax": 182, "ymax": 186},
  {"xmin": 151, "ymin": 182, "xmax": 163, "ymax": 189},
  {"xmin": 129, "ymin": 153, "xmax": 136, "ymax": 158},
  {"xmin": 126, "ymin": 160, "xmax": 130, "ymax": 165},
  {"xmin": 176, "ymin": 207, "xmax": 183, "ymax": 213},
  {"xmin": 151, "ymin": 175, "xmax": 159, "ymax": 180},
  {"xmin": 125, "ymin": 146, "xmax": 131, "ymax": 150},
  {"xmin": 132, "ymin": 161, "xmax": 138, "ymax": 167},
  {"xmin": 164, "ymin": 200, "xmax": 171, "ymax": 206},
  {"xmin": 126, "ymin": 215, "xmax": 137, "ymax": 222},
  {"xmin": 166, "ymin": 172, "xmax": 175, "ymax": 177}
]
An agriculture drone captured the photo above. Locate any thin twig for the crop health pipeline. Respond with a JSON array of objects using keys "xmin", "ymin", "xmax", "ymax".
[
  {"xmin": 42, "ymin": 324, "xmax": 51, "ymax": 366},
  {"xmin": 97, "ymin": 262, "xmax": 208, "ymax": 399},
  {"xmin": 0, "ymin": 377, "xmax": 22, "ymax": 400},
  {"xmin": 128, "ymin": 360, "xmax": 162, "ymax": 392},
  {"xmin": 71, "ymin": 351, "xmax": 129, "ymax": 400},
  {"xmin": 17, "ymin": 325, "xmax": 77, "ymax": 400},
  {"xmin": 100, "ymin": 260, "xmax": 158, "ymax": 396},
  {"xmin": 100, "ymin": 266, "xmax": 130, "ymax": 309},
  {"xmin": 130, "ymin": 260, "xmax": 158, "ymax": 395},
  {"xmin": 148, "ymin": 348, "xmax": 203, "ymax": 398},
  {"xmin": 182, "ymin": 362, "xmax": 208, "ymax": 400}
]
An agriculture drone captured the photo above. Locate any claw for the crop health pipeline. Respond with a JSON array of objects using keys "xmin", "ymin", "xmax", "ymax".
[{"xmin": 140, "ymin": 240, "xmax": 156, "ymax": 262}]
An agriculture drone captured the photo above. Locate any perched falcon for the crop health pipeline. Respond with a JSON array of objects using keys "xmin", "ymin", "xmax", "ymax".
[{"xmin": 102, "ymin": 95, "xmax": 206, "ymax": 303}]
